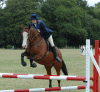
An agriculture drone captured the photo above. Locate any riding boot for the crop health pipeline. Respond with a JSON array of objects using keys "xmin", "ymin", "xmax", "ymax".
[
  {"xmin": 30, "ymin": 59, "xmax": 37, "ymax": 68},
  {"xmin": 51, "ymin": 46, "xmax": 62, "ymax": 62}
]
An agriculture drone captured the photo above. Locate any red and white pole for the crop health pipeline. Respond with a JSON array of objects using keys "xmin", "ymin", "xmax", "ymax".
[
  {"xmin": 0, "ymin": 73, "xmax": 86, "ymax": 81},
  {"xmin": 0, "ymin": 85, "xmax": 93, "ymax": 92}
]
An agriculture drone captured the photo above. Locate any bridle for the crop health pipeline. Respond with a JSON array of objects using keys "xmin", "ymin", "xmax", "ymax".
[
  {"xmin": 22, "ymin": 27, "xmax": 49, "ymax": 61},
  {"xmin": 26, "ymin": 27, "xmax": 43, "ymax": 57},
  {"xmin": 28, "ymin": 29, "xmax": 39, "ymax": 46}
]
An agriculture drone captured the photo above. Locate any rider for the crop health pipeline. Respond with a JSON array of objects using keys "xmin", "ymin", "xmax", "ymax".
[{"xmin": 25, "ymin": 14, "xmax": 62, "ymax": 67}]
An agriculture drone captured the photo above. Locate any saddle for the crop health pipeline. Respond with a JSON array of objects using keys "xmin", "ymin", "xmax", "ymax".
[{"xmin": 46, "ymin": 40, "xmax": 52, "ymax": 51}]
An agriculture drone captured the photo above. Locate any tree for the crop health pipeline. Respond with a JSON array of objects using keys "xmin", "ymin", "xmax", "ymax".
[
  {"xmin": 0, "ymin": 0, "xmax": 43, "ymax": 48},
  {"xmin": 41, "ymin": 0, "xmax": 88, "ymax": 47},
  {"xmin": 0, "ymin": 8, "xmax": 6, "ymax": 47}
]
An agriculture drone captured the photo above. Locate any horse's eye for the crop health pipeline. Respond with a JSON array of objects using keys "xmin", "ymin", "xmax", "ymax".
[{"xmin": 27, "ymin": 34, "xmax": 29, "ymax": 36}]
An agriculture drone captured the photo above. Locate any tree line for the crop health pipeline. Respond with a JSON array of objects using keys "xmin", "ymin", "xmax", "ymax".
[{"xmin": 0, "ymin": 0, "xmax": 100, "ymax": 48}]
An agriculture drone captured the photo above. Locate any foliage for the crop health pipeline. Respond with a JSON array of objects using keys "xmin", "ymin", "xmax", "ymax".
[
  {"xmin": 6, "ymin": 44, "xmax": 12, "ymax": 49},
  {"xmin": 41, "ymin": 0, "xmax": 88, "ymax": 47},
  {"xmin": 0, "ymin": 0, "xmax": 100, "ymax": 48},
  {"xmin": 0, "ymin": 0, "xmax": 43, "ymax": 48}
]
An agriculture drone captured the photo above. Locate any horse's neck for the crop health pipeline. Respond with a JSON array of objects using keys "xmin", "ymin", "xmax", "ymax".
[
  {"xmin": 31, "ymin": 37, "xmax": 48, "ymax": 58},
  {"xmin": 32, "ymin": 33, "xmax": 40, "ymax": 43}
]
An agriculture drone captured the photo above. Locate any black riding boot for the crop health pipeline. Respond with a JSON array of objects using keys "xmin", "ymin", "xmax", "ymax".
[{"xmin": 51, "ymin": 46, "xmax": 62, "ymax": 62}]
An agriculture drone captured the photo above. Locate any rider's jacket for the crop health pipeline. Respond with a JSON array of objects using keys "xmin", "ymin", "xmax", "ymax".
[{"xmin": 30, "ymin": 20, "xmax": 53, "ymax": 40}]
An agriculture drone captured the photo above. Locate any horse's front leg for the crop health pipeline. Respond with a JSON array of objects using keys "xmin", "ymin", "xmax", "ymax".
[
  {"xmin": 21, "ymin": 52, "xmax": 27, "ymax": 66},
  {"xmin": 30, "ymin": 59, "xmax": 37, "ymax": 68}
]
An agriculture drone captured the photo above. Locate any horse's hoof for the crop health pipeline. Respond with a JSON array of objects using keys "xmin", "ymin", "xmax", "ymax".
[
  {"xmin": 30, "ymin": 63, "xmax": 37, "ymax": 68},
  {"xmin": 49, "ymin": 85, "xmax": 52, "ymax": 88},
  {"xmin": 22, "ymin": 62, "xmax": 27, "ymax": 66}
]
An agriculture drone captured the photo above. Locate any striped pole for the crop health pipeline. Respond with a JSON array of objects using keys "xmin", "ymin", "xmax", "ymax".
[
  {"xmin": 0, "ymin": 74, "xmax": 85, "ymax": 81},
  {"xmin": 0, "ymin": 73, "xmax": 93, "ymax": 81},
  {"xmin": 0, "ymin": 85, "xmax": 93, "ymax": 92},
  {"xmin": 0, "ymin": 73, "xmax": 93, "ymax": 80}
]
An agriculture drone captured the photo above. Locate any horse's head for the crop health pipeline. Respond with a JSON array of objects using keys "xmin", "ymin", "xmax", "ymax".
[{"xmin": 20, "ymin": 25, "xmax": 39, "ymax": 49}]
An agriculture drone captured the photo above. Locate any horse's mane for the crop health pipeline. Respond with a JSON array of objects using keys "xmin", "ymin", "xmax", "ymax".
[
  {"xmin": 22, "ymin": 27, "xmax": 40, "ymax": 37},
  {"xmin": 30, "ymin": 26, "xmax": 38, "ymax": 33}
]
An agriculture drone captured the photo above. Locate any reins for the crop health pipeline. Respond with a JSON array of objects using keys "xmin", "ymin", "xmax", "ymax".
[
  {"xmin": 23, "ymin": 27, "xmax": 48, "ymax": 61},
  {"xmin": 26, "ymin": 28, "xmax": 43, "ymax": 57}
]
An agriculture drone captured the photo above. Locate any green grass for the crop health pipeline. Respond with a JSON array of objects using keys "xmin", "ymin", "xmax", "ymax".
[{"xmin": 0, "ymin": 49, "xmax": 96, "ymax": 92}]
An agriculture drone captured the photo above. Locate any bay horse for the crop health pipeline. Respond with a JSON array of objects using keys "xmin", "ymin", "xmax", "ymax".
[{"xmin": 20, "ymin": 25, "xmax": 68, "ymax": 88}]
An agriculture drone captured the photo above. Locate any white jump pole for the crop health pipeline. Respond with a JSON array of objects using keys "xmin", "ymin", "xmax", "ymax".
[
  {"xmin": 86, "ymin": 39, "xmax": 90, "ymax": 92},
  {"xmin": 86, "ymin": 39, "xmax": 100, "ymax": 92},
  {"xmin": 87, "ymin": 49, "xmax": 100, "ymax": 75}
]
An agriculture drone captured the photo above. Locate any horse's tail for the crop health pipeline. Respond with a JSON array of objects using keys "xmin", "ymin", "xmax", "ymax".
[{"xmin": 62, "ymin": 60, "xmax": 68, "ymax": 75}]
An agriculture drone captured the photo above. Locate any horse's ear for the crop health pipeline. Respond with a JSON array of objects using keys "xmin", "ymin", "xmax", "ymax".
[{"xmin": 20, "ymin": 25, "xmax": 25, "ymax": 29}]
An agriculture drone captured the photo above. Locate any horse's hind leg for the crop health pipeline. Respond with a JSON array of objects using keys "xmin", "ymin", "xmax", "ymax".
[
  {"xmin": 54, "ymin": 64, "xmax": 61, "ymax": 87},
  {"xmin": 54, "ymin": 66, "xmax": 61, "ymax": 92},
  {"xmin": 44, "ymin": 65, "xmax": 52, "ymax": 88}
]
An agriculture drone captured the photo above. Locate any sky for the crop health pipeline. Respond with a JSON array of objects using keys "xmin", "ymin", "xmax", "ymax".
[
  {"xmin": 86, "ymin": 0, "xmax": 100, "ymax": 7},
  {"xmin": 0, "ymin": 0, "xmax": 100, "ymax": 9}
]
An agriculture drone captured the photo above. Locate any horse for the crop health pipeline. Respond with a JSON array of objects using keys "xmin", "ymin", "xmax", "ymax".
[{"xmin": 20, "ymin": 25, "xmax": 68, "ymax": 88}]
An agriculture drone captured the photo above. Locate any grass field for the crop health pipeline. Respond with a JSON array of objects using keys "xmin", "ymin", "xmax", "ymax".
[{"xmin": 0, "ymin": 49, "xmax": 96, "ymax": 92}]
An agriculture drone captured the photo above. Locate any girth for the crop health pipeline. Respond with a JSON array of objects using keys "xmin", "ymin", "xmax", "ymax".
[{"xmin": 27, "ymin": 51, "xmax": 50, "ymax": 61}]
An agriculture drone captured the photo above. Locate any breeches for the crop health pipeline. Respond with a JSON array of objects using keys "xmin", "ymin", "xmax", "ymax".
[{"xmin": 47, "ymin": 35, "xmax": 54, "ymax": 47}]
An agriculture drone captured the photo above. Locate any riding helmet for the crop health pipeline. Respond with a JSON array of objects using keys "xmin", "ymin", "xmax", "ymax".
[{"xmin": 31, "ymin": 14, "xmax": 39, "ymax": 20}]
